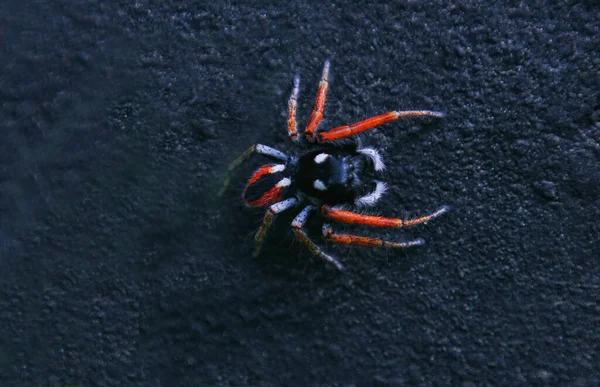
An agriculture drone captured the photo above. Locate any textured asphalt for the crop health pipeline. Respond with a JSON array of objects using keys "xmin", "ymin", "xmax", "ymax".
[{"xmin": 1, "ymin": 1, "xmax": 599, "ymax": 385}]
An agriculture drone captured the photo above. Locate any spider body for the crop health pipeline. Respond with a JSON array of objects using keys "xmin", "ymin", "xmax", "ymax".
[
  {"xmin": 295, "ymin": 149, "xmax": 366, "ymax": 205},
  {"xmin": 221, "ymin": 61, "xmax": 448, "ymax": 270}
]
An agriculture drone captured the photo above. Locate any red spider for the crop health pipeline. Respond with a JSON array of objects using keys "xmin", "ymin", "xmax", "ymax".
[{"xmin": 220, "ymin": 61, "xmax": 448, "ymax": 270}]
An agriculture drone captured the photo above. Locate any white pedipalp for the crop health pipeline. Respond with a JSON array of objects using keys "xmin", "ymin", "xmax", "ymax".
[
  {"xmin": 355, "ymin": 181, "xmax": 388, "ymax": 207},
  {"xmin": 357, "ymin": 147, "xmax": 385, "ymax": 171}
]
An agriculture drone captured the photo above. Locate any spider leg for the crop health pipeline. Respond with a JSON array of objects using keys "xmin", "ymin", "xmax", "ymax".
[
  {"xmin": 322, "ymin": 223, "xmax": 424, "ymax": 248},
  {"xmin": 321, "ymin": 205, "xmax": 449, "ymax": 228},
  {"xmin": 291, "ymin": 205, "xmax": 344, "ymax": 271},
  {"xmin": 304, "ymin": 60, "xmax": 330, "ymax": 142},
  {"xmin": 287, "ymin": 75, "xmax": 301, "ymax": 143},
  {"xmin": 219, "ymin": 144, "xmax": 288, "ymax": 197},
  {"xmin": 317, "ymin": 110, "xmax": 444, "ymax": 143},
  {"xmin": 254, "ymin": 197, "xmax": 298, "ymax": 257}
]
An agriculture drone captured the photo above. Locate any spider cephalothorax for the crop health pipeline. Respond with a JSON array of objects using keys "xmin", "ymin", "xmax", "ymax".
[{"xmin": 220, "ymin": 61, "xmax": 448, "ymax": 270}]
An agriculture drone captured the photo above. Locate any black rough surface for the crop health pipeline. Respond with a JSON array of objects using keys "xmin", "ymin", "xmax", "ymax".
[{"xmin": 1, "ymin": 1, "xmax": 599, "ymax": 386}]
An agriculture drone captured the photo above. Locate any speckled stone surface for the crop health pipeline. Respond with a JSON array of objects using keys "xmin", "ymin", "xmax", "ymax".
[{"xmin": 1, "ymin": 1, "xmax": 599, "ymax": 385}]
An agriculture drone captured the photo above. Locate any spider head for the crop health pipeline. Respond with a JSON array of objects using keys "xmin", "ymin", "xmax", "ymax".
[{"xmin": 296, "ymin": 149, "xmax": 386, "ymax": 206}]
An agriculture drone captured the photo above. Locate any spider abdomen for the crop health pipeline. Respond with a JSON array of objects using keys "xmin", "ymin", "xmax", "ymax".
[{"xmin": 243, "ymin": 164, "xmax": 291, "ymax": 207}]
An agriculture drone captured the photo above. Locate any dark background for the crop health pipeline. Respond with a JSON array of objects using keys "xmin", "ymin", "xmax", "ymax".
[{"xmin": 1, "ymin": 1, "xmax": 599, "ymax": 385}]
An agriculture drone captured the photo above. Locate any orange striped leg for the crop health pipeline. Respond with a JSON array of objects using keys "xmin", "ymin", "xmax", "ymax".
[
  {"xmin": 304, "ymin": 61, "xmax": 330, "ymax": 142},
  {"xmin": 321, "ymin": 205, "xmax": 449, "ymax": 228},
  {"xmin": 287, "ymin": 75, "xmax": 300, "ymax": 142},
  {"xmin": 219, "ymin": 144, "xmax": 288, "ymax": 197},
  {"xmin": 291, "ymin": 205, "xmax": 344, "ymax": 270},
  {"xmin": 322, "ymin": 224, "xmax": 424, "ymax": 248},
  {"xmin": 254, "ymin": 197, "xmax": 298, "ymax": 257},
  {"xmin": 317, "ymin": 110, "xmax": 444, "ymax": 143}
]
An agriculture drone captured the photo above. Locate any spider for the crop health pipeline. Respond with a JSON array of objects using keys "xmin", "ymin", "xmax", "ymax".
[{"xmin": 220, "ymin": 61, "xmax": 448, "ymax": 270}]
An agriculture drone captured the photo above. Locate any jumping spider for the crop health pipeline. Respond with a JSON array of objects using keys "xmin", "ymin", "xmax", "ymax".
[{"xmin": 220, "ymin": 61, "xmax": 448, "ymax": 270}]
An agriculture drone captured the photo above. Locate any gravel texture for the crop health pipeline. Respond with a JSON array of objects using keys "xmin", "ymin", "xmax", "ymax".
[{"xmin": 1, "ymin": 1, "xmax": 599, "ymax": 385}]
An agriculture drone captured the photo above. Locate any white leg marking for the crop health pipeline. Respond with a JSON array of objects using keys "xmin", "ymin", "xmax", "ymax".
[
  {"xmin": 406, "ymin": 238, "xmax": 426, "ymax": 247},
  {"xmin": 318, "ymin": 251, "xmax": 343, "ymax": 271},
  {"xmin": 276, "ymin": 177, "xmax": 291, "ymax": 187},
  {"xmin": 270, "ymin": 164, "xmax": 286, "ymax": 173},
  {"xmin": 270, "ymin": 198, "xmax": 298, "ymax": 214},
  {"xmin": 431, "ymin": 205, "xmax": 450, "ymax": 219},
  {"xmin": 394, "ymin": 110, "xmax": 445, "ymax": 118},
  {"xmin": 291, "ymin": 75, "xmax": 300, "ymax": 100},
  {"xmin": 292, "ymin": 205, "xmax": 314, "ymax": 228},
  {"xmin": 322, "ymin": 60, "xmax": 330, "ymax": 79},
  {"xmin": 256, "ymin": 144, "xmax": 288, "ymax": 161}
]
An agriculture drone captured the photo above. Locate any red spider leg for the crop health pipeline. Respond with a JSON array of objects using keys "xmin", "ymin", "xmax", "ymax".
[
  {"xmin": 322, "ymin": 224, "xmax": 424, "ymax": 248},
  {"xmin": 219, "ymin": 144, "xmax": 288, "ymax": 197},
  {"xmin": 287, "ymin": 75, "xmax": 300, "ymax": 142},
  {"xmin": 321, "ymin": 205, "xmax": 449, "ymax": 228},
  {"xmin": 244, "ymin": 175, "xmax": 289, "ymax": 207},
  {"xmin": 291, "ymin": 205, "xmax": 344, "ymax": 270},
  {"xmin": 317, "ymin": 110, "xmax": 444, "ymax": 143},
  {"xmin": 304, "ymin": 60, "xmax": 330, "ymax": 142},
  {"xmin": 253, "ymin": 197, "xmax": 298, "ymax": 257}
]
